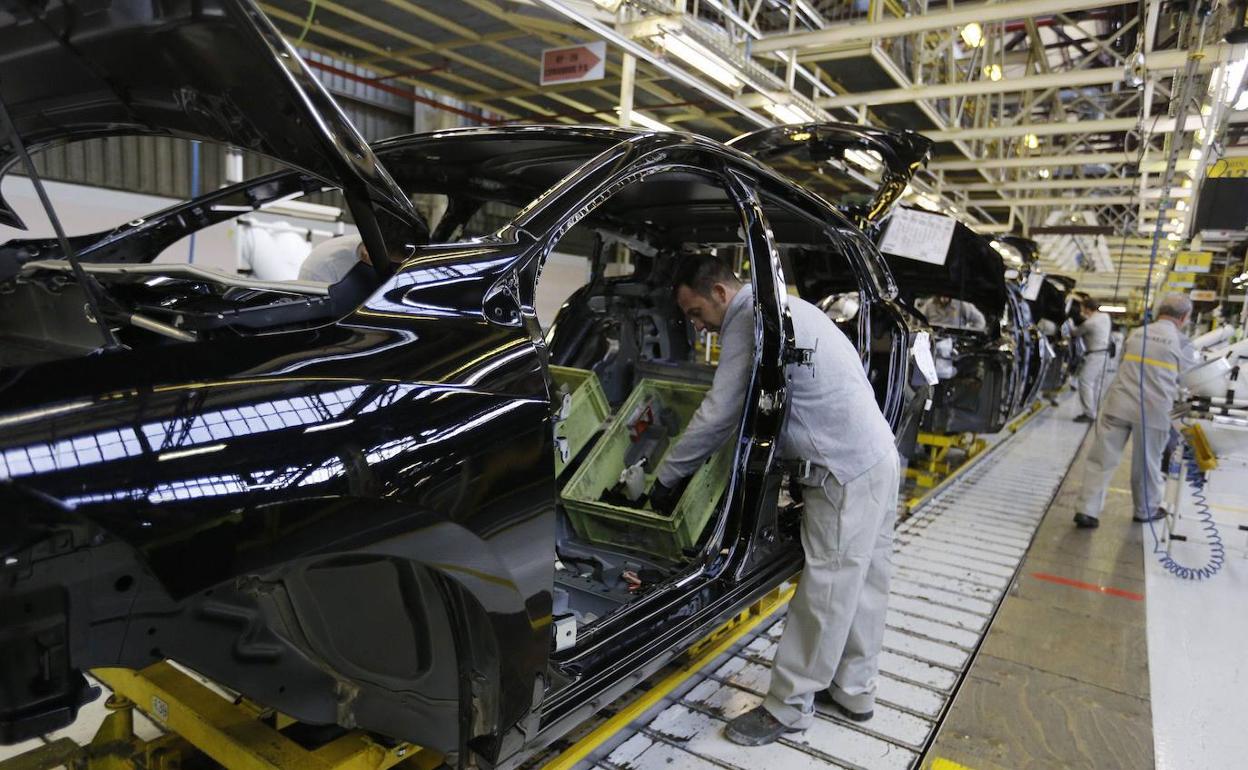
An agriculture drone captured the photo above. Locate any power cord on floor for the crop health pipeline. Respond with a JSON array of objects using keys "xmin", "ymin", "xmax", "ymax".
[{"xmin": 1152, "ymin": 442, "xmax": 1225, "ymax": 580}]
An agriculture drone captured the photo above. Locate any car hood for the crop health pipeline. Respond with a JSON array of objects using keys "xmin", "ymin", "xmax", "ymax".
[
  {"xmin": 0, "ymin": 0, "xmax": 418, "ymax": 230},
  {"xmin": 727, "ymin": 122, "xmax": 932, "ymax": 226},
  {"xmin": 880, "ymin": 213, "xmax": 1007, "ymax": 314}
]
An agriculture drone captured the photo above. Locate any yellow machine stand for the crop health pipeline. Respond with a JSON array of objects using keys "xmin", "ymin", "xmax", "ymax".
[
  {"xmin": 903, "ymin": 401, "xmax": 1048, "ymax": 511},
  {"xmin": 0, "ymin": 662, "xmax": 442, "ymax": 770},
  {"xmin": 906, "ymin": 431, "xmax": 988, "ymax": 491}
]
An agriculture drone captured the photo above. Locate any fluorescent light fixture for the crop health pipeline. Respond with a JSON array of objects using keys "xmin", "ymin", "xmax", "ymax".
[
  {"xmin": 960, "ymin": 23, "xmax": 985, "ymax": 49},
  {"xmin": 304, "ymin": 419, "xmax": 355, "ymax": 434},
  {"xmin": 984, "ymin": 64, "xmax": 1003, "ymax": 82},
  {"xmin": 844, "ymin": 148, "xmax": 883, "ymax": 172},
  {"xmin": 1023, "ymin": 133, "xmax": 1040, "ymax": 149},
  {"xmin": 763, "ymin": 101, "xmax": 812, "ymax": 124},
  {"xmin": 617, "ymin": 108, "xmax": 673, "ymax": 132},
  {"xmin": 914, "ymin": 193, "xmax": 943, "ymax": 212},
  {"xmin": 158, "ymin": 443, "xmax": 227, "ymax": 462},
  {"xmin": 1099, "ymin": 304, "xmax": 1127, "ymax": 313},
  {"xmin": 1222, "ymin": 53, "xmax": 1247, "ymax": 108},
  {"xmin": 1189, "ymin": 148, "xmax": 1203, "ymax": 161},
  {"xmin": 1038, "ymin": 167, "xmax": 1051, "ymax": 179},
  {"xmin": 1176, "ymin": 200, "xmax": 1188, "ymax": 211},
  {"xmin": 660, "ymin": 33, "xmax": 743, "ymax": 90}
]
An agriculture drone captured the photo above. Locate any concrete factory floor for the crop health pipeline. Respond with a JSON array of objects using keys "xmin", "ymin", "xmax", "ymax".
[{"xmin": 927, "ymin": 396, "xmax": 1246, "ymax": 770}]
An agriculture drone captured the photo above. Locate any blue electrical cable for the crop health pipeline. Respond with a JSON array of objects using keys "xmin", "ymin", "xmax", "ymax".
[{"xmin": 1133, "ymin": 32, "xmax": 1223, "ymax": 581}]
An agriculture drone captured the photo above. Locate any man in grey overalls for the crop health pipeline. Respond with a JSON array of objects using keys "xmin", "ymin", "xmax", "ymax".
[
  {"xmin": 1071, "ymin": 293, "xmax": 1113, "ymax": 423},
  {"xmin": 1073, "ymin": 293, "xmax": 1198, "ymax": 528},
  {"xmin": 648, "ymin": 255, "xmax": 899, "ymax": 745}
]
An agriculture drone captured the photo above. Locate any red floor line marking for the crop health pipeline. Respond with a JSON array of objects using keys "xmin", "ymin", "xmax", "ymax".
[{"xmin": 1029, "ymin": 572, "xmax": 1144, "ymax": 601}]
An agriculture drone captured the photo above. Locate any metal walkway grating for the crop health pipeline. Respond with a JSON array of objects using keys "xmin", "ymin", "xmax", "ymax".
[{"xmin": 589, "ymin": 405, "xmax": 1089, "ymax": 770}]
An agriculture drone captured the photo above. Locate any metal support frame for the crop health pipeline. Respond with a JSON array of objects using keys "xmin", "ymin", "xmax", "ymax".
[{"xmin": 45, "ymin": 663, "xmax": 443, "ymax": 770}]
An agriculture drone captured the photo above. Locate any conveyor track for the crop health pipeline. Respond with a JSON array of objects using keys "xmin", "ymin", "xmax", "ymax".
[{"xmin": 548, "ymin": 402, "xmax": 1089, "ymax": 770}]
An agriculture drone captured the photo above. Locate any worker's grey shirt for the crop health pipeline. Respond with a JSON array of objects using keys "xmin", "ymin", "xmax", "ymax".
[
  {"xmin": 918, "ymin": 297, "xmax": 987, "ymax": 332},
  {"xmin": 656, "ymin": 286, "xmax": 895, "ymax": 488},
  {"xmin": 1102, "ymin": 320, "xmax": 1199, "ymax": 427},
  {"xmin": 1072, "ymin": 311, "xmax": 1111, "ymax": 353}
]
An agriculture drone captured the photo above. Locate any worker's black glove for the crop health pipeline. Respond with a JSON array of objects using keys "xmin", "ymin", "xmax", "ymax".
[{"xmin": 648, "ymin": 477, "xmax": 685, "ymax": 515}]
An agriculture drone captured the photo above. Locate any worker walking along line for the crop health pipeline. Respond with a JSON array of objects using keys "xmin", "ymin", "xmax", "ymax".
[
  {"xmin": 647, "ymin": 255, "xmax": 899, "ymax": 746},
  {"xmin": 1071, "ymin": 293, "xmax": 1113, "ymax": 423},
  {"xmin": 1073, "ymin": 293, "xmax": 1199, "ymax": 529}
]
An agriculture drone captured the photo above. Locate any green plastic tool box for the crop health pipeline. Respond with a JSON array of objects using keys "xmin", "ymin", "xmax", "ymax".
[
  {"xmin": 561, "ymin": 378, "xmax": 733, "ymax": 560},
  {"xmin": 550, "ymin": 365, "xmax": 611, "ymax": 478}
]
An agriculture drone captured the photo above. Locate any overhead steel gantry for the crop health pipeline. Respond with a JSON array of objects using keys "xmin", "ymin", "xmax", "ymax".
[{"xmin": 259, "ymin": 0, "xmax": 1246, "ymax": 300}]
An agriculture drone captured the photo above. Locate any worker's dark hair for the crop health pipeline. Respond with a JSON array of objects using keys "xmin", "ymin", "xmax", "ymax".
[{"xmin": 672, "ymin": 254, "xmax": 742, "ymax": 298}]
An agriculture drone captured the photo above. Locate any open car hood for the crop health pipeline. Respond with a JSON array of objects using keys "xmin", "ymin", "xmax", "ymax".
[
  {"xmin": 878, "ymin": 211, "xmax": 1007, "ymax": 315},
  {"xmin": 727, "ymin": 122, "xmax": 932, "ymax": 226},
  {"xmin": 0, "ymin": 0, "xmax": 418, "ymax": 230}
]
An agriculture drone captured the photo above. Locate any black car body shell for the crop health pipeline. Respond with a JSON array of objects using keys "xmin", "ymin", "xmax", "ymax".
[
  {"xmin": 0, "ymin": 17, "xmax": 922, "ymax": 764},
  {"xmin": 878, "ymin": 215, "xmax": 1030, "ymax": 434}
]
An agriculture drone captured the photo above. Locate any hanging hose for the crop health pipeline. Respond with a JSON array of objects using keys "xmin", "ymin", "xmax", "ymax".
[{"xmin": 1148, "ymin": 441, "xmax": 1225, "ymax": 580}]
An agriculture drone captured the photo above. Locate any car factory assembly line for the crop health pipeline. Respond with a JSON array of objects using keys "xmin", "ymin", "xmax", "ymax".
[{"xmin": 2, "ymin": 0, "xmax": 1247, "ymax": 769}]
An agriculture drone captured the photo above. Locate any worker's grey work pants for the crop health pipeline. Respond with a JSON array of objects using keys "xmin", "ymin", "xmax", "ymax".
[
  {"xmin": 1076, "ymin": 413, "xmax": 1169, "ymax": 519},
  {"xmin": 763, "ymin": 451, "xmax": 900, "ymax": 728},
  {"xmin": 1078, "ymin": 351, "xmax": 1110, "ymax": 417}
]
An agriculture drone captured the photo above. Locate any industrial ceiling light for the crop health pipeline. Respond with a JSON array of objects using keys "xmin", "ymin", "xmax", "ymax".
[
  {"xmin": 984, "ymin": 64, "xmax": 1003, "ymax": 82},
  {"xmin": 844, "ymin": 148, "xmax": 884, "ymax": 172},
  {"xmin": 1177, "ymin": 200, "xmax": 1189, "ymax": 211},
  {"xmin": 659, "ymin": 33, "xmax": 743, "ymax": 90},
  {"xmin": 619, "ymin": 109, "xmax": 673, "ymax": 132},
  {"xmin": 960, "ymin": 23, "xmax": 985, "ymax": 49},
  {"xmin": 763, "ymin": 100, "xmax": 812, "ymax": 125},
  {"xmin": 1099, "ymin": 304, "xmax": 1128, "ymax": 313},
  {"xmin": 1023, "ymin": 133, "xmax": 1040, "ymax": 149},
  {"xmin": 1038, "ymin": 167, "xmax": 1051, "ymax": 179}
]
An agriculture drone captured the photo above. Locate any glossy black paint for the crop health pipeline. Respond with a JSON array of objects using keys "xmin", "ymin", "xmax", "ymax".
[
  {"xmin": 879, "ymin": 216, "xmax": 1039, "ymax": 434},
  {"xmin": 0, "ymin": 6, "xmax": 924, "ymax": 765},
  {"xmin": 0, "ymin": 119, "xmax": 937, "ymax": 768}
]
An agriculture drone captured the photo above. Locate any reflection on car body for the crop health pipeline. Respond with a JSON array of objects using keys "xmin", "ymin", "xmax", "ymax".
[{"xmin": 0, "ymin": 2, "xmax": 929, "ymax": 766}]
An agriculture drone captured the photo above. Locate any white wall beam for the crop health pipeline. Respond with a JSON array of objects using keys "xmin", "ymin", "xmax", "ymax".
[
  {"xmin": 815, "ymin": 47, "xmax": 1217, "ymax": 109},
  {"xmin": 750, "ymin": 0, "xmax": 1124, "ymax": 53}
]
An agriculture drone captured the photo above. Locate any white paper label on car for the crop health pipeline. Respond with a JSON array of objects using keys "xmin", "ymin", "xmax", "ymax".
[
  {"xmin": 1023, "ymin": 271, "xmax": 1044, "ymax": 301},
  {"xmin": 879, "ymin": 209, "xmax": 956, "ymax": 266},
  {"xmin": 910, "ymin": 331, "xmax": 939, "ymax": 386}
]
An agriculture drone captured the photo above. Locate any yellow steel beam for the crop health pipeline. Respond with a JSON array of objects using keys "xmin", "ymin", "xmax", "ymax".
[
  {"xmin": 93, "ymin": 663, "xmax": 434, "ymax": 770},
  {"xmin": 357, "ymin": 29, "xmax": 529, "ymax": 64},
  {"xmin": 372, "ymin": 0, "xmax": 619, "ymax": 124},
  {"xmin": 284, "ymin": 0, "xmax": 583, "ymax": 123},
  {"xmin": 458, "ymin": 0, "xmax": 743, "ymax": 136},
  {"xmin": 540, "ymin": 584, "xmax": 796, "ymax": 770},
  {"xmin": 259, "ymin": 6, "xmax": 520, "ymax": 120}
]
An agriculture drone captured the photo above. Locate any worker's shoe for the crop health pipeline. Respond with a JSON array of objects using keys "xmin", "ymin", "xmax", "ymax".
[
  {"xmin": 814, "ymin": 689, "xmax": 873, "ymax": 722},
  {"xmin": 1133, "ymin": 508, "xmax": 1167, "ymax": 523},
  {"xmin": 723, "ymin": 706, "xmax": 802, "ymax": 746},
  {"xmin": 1073, "ymin": 414, "xmax": 1094, "ymax": 423},
  {"xmin": 1073, "ymin": 513, "xmax": 1100, "ymax": 529}
]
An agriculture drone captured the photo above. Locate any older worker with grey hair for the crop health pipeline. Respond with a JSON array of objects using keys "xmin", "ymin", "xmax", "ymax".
[
  {"xmin": 1073, "ymin": 293, "xmax": 1199, "ymax": 529},
  {"xmin": 647, "ymin": 254, "xmax": 899, "ymax": 746}
]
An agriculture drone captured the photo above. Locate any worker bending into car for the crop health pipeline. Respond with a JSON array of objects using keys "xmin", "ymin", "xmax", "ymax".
[
  {"xmin": 1073, "ymin": 293, "xmax": 1198, "ymax": 529},
  {"xmin": 648, "ymin": 255, "xmax": 900, "ymax": 746},
  {"xmin": 917, "ymin": 294, "xmax": 986, "ymax": 332}
]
